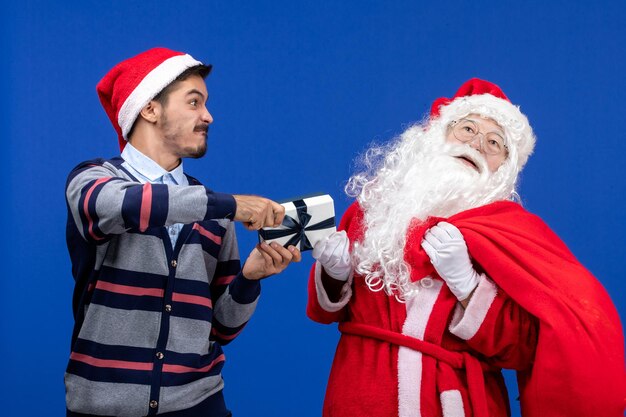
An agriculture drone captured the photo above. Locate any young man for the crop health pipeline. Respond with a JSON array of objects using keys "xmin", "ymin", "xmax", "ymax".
[
  {"xmin": 65, "ymin": 47, "xmax": 300, "ymax": 416},
  {"xmin": 308, "ymin": 79, "xmax": 625, "ymax": 416}
]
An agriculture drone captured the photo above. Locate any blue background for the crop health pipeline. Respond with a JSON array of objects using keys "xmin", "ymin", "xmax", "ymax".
[{"xmin": 2, "ymin": 1, "xmax": 625, "ymax": 416}]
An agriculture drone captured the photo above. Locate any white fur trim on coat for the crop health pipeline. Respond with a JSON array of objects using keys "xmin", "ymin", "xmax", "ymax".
[
  {"xmin": 398, "ymin": 279, "xmax": 444, "ymax": 417},
  {"xmin": 440, "ymin": 389, "xmax": 465, "ymax": 417}
]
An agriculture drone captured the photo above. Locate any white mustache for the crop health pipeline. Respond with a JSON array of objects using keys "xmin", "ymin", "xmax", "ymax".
[{"xmin": 444, "ymin": 143, "xmax": 489, "ymax": 174}]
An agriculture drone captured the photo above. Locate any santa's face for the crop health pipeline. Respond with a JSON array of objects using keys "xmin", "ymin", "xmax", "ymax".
[
  {"xmin": 349, "ymin": 116, "xmax": 519, "ymax": 300},
  {"xmin": 445, "ymin": 114, "xmax": 507, "ymax": 173}
]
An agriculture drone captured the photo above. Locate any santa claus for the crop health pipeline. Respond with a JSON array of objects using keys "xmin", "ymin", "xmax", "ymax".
[{"xmin": 307, "ymin": 78, "xmax": 625, "ymax": 417}]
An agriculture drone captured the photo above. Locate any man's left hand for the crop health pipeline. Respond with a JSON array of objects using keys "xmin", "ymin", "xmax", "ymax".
[
  {"xmin": 421, "ymin": 222, "xmax": 479, "ymax": 301},
  {"xmin": 242, "ymin": 242, "xmax": 302, "ymax": 280}
]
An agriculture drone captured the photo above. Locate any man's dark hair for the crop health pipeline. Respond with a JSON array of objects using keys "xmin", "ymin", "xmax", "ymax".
[{"xmin": 127, "ymin": 64, "xmax": 211, "ymax": 140}]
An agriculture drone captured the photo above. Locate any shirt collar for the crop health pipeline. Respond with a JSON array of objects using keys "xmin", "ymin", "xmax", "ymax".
[{"xmin": 121, "ymin": 143, "xmax": 186, "ymax": 184}]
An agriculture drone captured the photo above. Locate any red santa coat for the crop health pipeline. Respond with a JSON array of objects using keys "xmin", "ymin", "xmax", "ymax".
[{"xmin": 307, "ymin": 201, "xmax": 625, "ymax": 417}]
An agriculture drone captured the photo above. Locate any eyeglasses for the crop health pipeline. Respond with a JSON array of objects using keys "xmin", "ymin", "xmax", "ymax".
[{"xmin": 450, "ymin": 118, "xmax": 508, "ymax": 156}]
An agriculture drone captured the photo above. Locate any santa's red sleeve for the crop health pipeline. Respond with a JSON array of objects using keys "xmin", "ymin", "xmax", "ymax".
[{"xmin": 448, "ymin": 274, "xmax": 539, "ymax": 371}]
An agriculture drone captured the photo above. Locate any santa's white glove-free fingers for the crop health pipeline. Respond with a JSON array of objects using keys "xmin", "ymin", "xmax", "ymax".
[
  {"xmin": 421, "ymin": 222, "xmax": 479, "ymax": 301},
  {"xmin": 312, "ymin": 230, "xmax": 351, "ymax": 281}
]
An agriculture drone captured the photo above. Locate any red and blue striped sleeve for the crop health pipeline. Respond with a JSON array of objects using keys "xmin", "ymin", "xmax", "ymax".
[{"xmin": 66, "ymin": 161, "xmax": 236, "ymax": 243}]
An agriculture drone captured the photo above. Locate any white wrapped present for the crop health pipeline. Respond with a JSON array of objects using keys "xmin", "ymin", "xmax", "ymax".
[{"xmin": 258, "ymin": 194, "xmax": 336, "ymax": 251}]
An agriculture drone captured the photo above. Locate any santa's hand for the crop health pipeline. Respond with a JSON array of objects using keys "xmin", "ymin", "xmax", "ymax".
[
  {"xmin": 421, "ymin": 222, "xmax": 479, "ymax": 301},
  {"xmin": 312, "ymin": 231, "xmax": 351, "ymax": 281}
]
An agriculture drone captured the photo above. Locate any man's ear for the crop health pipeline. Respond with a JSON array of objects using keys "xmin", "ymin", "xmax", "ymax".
[{"xmin": 138, "ymin": 100, "xmax": 161, "ymax": 124}]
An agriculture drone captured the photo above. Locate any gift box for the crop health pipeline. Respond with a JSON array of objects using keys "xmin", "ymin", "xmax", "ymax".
[{"xmin": 258, "ymin": 194, "xmax": 336, "ymax": 251}]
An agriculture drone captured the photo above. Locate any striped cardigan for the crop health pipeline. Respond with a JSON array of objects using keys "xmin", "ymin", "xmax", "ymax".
[{"xmin": 65, "ymin": 157, "xmax": 260, "ymax": 416}]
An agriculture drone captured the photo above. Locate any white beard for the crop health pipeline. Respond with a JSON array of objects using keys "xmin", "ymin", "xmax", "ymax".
[{"xmin": 347, "ymin": 122, "xmax": 518, "ymax": 301}]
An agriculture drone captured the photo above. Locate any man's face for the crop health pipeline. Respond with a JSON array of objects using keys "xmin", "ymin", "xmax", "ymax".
[
  {"xmin": 445, "ymin": 114, "xmax": 507, "ymax": 173},
  {"xmin": 158, "ymin": 74, "xmax": 213, "ymax": 159}
]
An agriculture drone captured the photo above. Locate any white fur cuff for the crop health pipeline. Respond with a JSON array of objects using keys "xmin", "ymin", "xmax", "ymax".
[
  {"xmin": 314, "ymin": 261, "xmax": 353, "ymax": 312},
  {"xmin": 448, "ymin": 273, "xmax": 497, "ymax": 340}
]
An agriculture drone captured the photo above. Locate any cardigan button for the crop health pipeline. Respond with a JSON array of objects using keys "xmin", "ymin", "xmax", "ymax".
[
  {"xmin": 156, "ymin": 352, "xmax": 164, "ymax": 360},
  {"xmin": 165, "ymin": 304, "xmax": 172, "ymax": 313},
  {"xmin": 149, "ymin": 400, "xmax": 158, "ymax": 409},
  {"xmin": 171, "ymin": 259, "xmax": 177, "ymax": 267}
]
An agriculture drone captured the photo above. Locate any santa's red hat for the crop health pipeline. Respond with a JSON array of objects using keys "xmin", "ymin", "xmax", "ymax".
[
  {"xmin": 97, "ymin": 47, "xmax": 211, "ymax": 151},
  {"xmin": 430, "ymin": 78, "xmax": 536, "ymax": 171}
]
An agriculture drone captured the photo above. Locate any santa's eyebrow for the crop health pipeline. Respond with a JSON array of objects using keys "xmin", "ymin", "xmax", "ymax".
[{"xmin": 465, "ymin": 118, "xmax": 504, "ymax": 136}]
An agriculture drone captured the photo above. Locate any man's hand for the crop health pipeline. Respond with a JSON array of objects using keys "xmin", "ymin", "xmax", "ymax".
[
  {"xmin": 241, "ymin": 242, "xmax": 302, "ymax": 280},
  {"xmin": 312, "ymin": 231, "xmax": 352, "ymax": 281},
  {"xmin": 233, "ymin": 195, "xmax": 285, "ymax": 230},
  {"xmin": 421, "ymin": 222, "xmax": 479, "ymax": 302}
]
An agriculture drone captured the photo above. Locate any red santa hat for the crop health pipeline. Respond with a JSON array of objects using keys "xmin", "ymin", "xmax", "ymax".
[
  {"xmin": 430, "ymin": 78, "xmax": 536, "ymax": 171},
  {"xmin": 97, "ymin": 47, "xmax": 211, "ymax": 151}
]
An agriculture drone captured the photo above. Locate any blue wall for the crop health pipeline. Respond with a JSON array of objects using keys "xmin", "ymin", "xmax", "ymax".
[{"xmin": 2, "ymin": 1, "xmax": 624, "ymax": 416}]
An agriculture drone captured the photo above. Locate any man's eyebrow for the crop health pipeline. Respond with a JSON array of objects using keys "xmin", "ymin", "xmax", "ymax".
[{"xmin": 186, "ymin": 89, "xmax": 207, "ymax": 99}]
